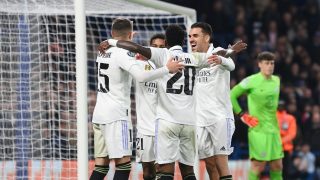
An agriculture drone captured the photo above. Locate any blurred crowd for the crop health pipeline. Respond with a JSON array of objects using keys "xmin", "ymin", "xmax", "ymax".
[{"xmin": 165, "ymin": 0, "xmax": 320, "ymax": 178}]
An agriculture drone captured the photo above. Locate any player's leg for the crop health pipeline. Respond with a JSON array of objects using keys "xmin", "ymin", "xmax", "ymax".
[
  {"xmin": 142, "ymin": 162, "xmax": 156, "ymax": 180},
  {"xmin": 213, "ymin": 118, "xmax": 235, "ymax": 179},
  {"xmin": 179, "ymin": 124, "xmax": 196, "ymax": 180},
  {"xmin": 157, "ymin": 163, "xmax": 175, "ymax": 180},
  {"xmin": 249, "ymin": 160, "xmax": 267, "ymax": 180},
  {"xmin": 155, "ymin": 119, "xmax": 180, "ymax": 180},
  {"xmin": 203, "ymin": 157, "xmax": 219, "ymax": 180},
  {"xmin": 106, "ymin": 120, "xmax": 133, "ymax": 180},
  {"xmin": 269, "ymin": 133, "xmax": 284, "ymax": 180},
  {"xmin": 90, "ymin": 124, "xmax": 110, "ymax": 180},
  {"xmin": 114, "ymin": 156, "xmax": 132, "ymax": 180},
  {"xmin": 136, "ymin": 133, "xmax": 156, "ymax": 180},
  {"xmin": 178, "ymin": 162, "xmax": 196, "ymax": 180},
  {"xmin": 214, "ymin": 155, "xmax": 232, "ymax": 180},
  {"xmin": 269, "ymin": 158, "xmax": 283, "ymax": 180},
  {"xmin": 197, "ymin": 126, "xmax": 219, "ymax": 180},
  {"xmin": 248, "ymin": 131, "xmax": 270, "ymax": 180}
]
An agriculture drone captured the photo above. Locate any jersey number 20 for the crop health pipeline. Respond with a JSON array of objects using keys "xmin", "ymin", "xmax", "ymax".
[
  {"xmin": 96, "ymin": 62, "xmax": 109, "ymax": 93},
  {"xmin": 166, "ymin": 66, "xmax": 196, "ymax": 95}
]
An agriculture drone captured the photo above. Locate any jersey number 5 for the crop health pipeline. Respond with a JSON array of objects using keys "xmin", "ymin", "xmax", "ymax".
[
  {"xmin": 166, "ymin": 66, "xmax": 196, "ymax": 95},
  {"xmin": 96, "ymin": 62, "xmax": 109, "ymax": 93}
]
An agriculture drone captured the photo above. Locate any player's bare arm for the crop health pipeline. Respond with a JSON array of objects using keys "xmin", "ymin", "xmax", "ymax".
[
  {"xmin": 230, "ymin": 40, "xmax": 247, "ymax": 53},
  {"xmin": 98, "ymin": 40, "xmax": 109, "ymax": 54},
  {"xmin": 214, "ymin": 40, "xmax": 247, "ymax": 57},
  {"xmin": 101, "ymin": 39, "xmax": 152, "ymax": 59}
]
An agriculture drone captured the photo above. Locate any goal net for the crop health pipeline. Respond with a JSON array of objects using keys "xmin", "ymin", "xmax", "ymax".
[{"xmin": 0, "ymin": 0, "xmax": 193, "ymax": 179}]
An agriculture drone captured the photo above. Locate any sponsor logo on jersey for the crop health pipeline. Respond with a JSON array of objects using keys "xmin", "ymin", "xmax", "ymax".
[
  {"xmin": 144, "ymin": 82, "xmax": 157, "ymax": 94},
  {"xmin": 220, "ymin": 146, "xmax": 226, "ymax": 151},
  {"xmin": 145, "ymin": 64, "xmax": 152, "ymax": 71},
  {"xmin": 197, "ymin": 70, "xmax": 211, "ymax": 83}
]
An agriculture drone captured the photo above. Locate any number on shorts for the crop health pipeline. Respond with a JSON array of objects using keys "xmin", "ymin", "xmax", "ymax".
[{"xmin": 136, "ymin": 137, "xmax": 144, "ymax": 150}]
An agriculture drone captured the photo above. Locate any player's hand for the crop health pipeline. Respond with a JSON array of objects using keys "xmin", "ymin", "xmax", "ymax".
[
  {"xmin": 230, "ymin": 40, "xmax": 247, "ymax": 53},
  {"xmin": 97, "ymin": 40, "xmax": 110, "ymax": 55},
  {"xmin": 166, "ymin": 57, "xmax": 184, "ymax": 73},
  {"xmin": 240, "ymin": 113, "xmax": 259, "ymax": 127},
  {"xmin": 207, "ymin": 54, "xmax": 222, "ymax": 65}
]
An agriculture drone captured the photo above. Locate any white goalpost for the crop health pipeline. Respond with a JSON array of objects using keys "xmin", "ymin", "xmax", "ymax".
[
  {"xmin": 74, "ymin": 0, "xmax": 88, "ymax": 179},
  {"xmin": 0, "ymin": 0, "xmax": 196, "ymax": 179}
]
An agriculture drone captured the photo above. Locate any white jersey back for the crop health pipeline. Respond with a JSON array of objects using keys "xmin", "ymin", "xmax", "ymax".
[
  {"xmin": 135, "ymin": 60, "xmax": 158, "ymax": 136},
  {"xmin": 92, "ymin": 47, "xmax": 136, "ymax": 124},
  {"xmin": 196, "ymin": 44, "xmax": 235, "ymax": 126},
  {"xmin": 150, "ymin": 46, "xmax": 208, "ymax": 125}
]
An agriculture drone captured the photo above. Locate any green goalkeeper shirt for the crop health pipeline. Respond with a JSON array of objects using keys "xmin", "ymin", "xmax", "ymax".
[{"xmin": 231, "ymin": 72, "xmax": 280, "ymax": 134}]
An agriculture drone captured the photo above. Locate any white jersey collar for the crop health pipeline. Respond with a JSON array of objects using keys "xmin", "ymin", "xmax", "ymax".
[
  {"xmin": 169, "ymin": 45, "xmax": 183, "ymax": 51},
  {"xmin": 207, "ymin": 43, "xmax": 214, "ymax": 55}
]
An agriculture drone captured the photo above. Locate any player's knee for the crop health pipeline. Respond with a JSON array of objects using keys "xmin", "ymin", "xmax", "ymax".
[
  {"xmin": 94, "ymin": 157, "xmax": 109, "ymax": 166},
  {"xmin": 178, "ymin": 163, "xmax": 194, "ymax": 177},
  {"xmin": 270, "ymin": 160, "xmax": 283, "ymax": 171},
  {"xmin": 114, "ymin": 156, "xmax": 131, "ymax": 165},
  {"xmin": 158, "ymin": 163, "xmax": 175, "ymax": 174},
  {"xmin": 205, "ymin": 158, "xmax": 217, "ymax": 170}
]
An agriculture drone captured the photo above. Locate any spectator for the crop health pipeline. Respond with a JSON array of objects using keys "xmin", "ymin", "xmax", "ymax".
[
  {"xmin": 294, "ymin": 143, "xmax": 316, "ymax": 180},
  {"xmin": 277, "ymin": 100, "xmax": 297, "ymax": 179}
]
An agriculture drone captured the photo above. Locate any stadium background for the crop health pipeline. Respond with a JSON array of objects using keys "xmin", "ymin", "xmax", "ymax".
[{"xmin": 0, "ymin": 0, "xmax": 319, "ymax": 179}]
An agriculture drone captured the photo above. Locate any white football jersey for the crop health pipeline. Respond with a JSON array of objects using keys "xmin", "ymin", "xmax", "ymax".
[
  {"xmin": 135, "ymin": 60, "xmax": 158, "ymax": 136},
  {"xmin": 150, "ymin": 46, "xmax": 209, "ymax": 125},
  {"xmin": 92, "ymin": 47, "xmax": 136, "ymax": 124},
  {"xmin": 196, "ymin": 44, "xmax": 235, "ymax": 126}
]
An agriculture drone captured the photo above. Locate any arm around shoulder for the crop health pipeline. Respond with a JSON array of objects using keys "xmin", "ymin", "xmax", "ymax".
[
  {"xmin": 220, "ymin": 56, "xmax": 235, "ymax": 71},
  {"xmin": 108, "ymin": 39, "xmax": 152, "ymax": 59}
]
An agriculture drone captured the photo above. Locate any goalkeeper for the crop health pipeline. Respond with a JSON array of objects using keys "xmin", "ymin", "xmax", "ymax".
[{"xmin": 230, "ymin": 51, "xmax": 283, "ymax": 180}]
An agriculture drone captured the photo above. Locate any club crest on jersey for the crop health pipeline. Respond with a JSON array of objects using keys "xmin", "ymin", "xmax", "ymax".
[
  {"xmin": 145, "ymin": 65, "xmax": 152, "ymax": 71},
  {"xmin": 127, "ymin": 51, "xmax": 136, "ymax": 57}
]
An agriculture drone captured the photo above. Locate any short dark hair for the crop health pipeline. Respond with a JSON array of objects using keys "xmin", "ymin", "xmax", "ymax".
[
  {"xmin": 191, "ymin": 22, "xmax": 213, "ymax": 40},
  {"xmin": 165, "ymin": 25, "xmax": 185, "ymax": 47},
  {"xmin": 149, "ymin": 33, "xmax": 165, "ymax": 45},
  {"xmin": 257, "ymin": 51, "xmax": 276, "ymax": 61},
  {"xmin": 111, "ymin": 18, "xmax": 133, "ymax": 37}
]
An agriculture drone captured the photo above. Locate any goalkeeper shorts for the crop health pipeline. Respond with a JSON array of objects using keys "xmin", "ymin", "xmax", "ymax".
[{"xmin": 248, "ymin": 130, "xmax": 284, "ymax": 161}]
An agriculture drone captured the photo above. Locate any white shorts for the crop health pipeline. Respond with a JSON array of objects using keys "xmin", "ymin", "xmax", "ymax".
[
  {"xmin": 197, "ymin": 118, "xmax": 235, "ymax": 159},
  {"xmin": 93, "ymin": 123, "xmax": 108, "ymax": 158},
  {"xmin": 104, "ymin": 120, "xmax": 133, "ymax": 159},
  {"xmin": 136, "ymin": 133, "xmax": 156, "ymax": 163},
  {"xmin": 155, "ymin": 119, "xmax": 196, "ymax": 166}
]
